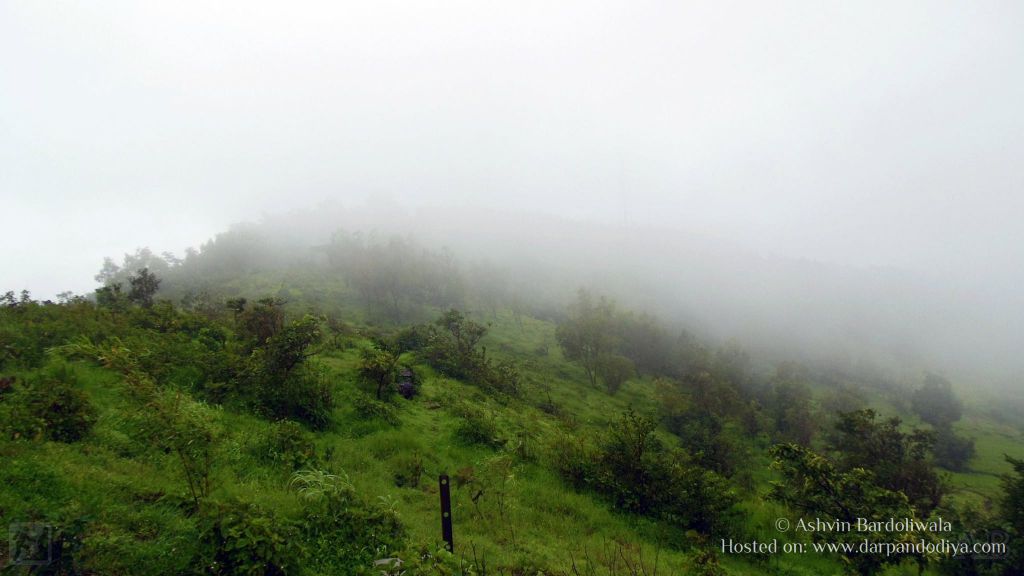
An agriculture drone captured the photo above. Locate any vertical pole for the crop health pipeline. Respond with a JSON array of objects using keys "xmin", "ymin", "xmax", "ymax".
[{"xmin": 439, "ymin": 474, "xmax": 454, "ymax": 552}]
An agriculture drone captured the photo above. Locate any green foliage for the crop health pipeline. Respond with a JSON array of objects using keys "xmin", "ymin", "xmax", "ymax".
[
  {"xmin": 453, "ymin": 404, "xmax": 504, "ymax": 448},
  {"xmin": 597, "ymin": 354, "xmax": 634, "ymax": 394},
  {"xmin": 553, "ymin": 408, "xmax": 741, "ymax": 535},
  {"xmin": 423, "ymin": 309, "xmax": 520, "ymax": 395},
  {"xmin": 199, "ymin": 499, "xmax": 304, "ymax": 576},
  {"xmin": 933, "ymin": 426, "xmax": 976, "ymax": 471},
  {"xmin": 4, "ymin": 361, "xmax": 97, "ymax": 442},
  {"xmin": 829, "ymin": 409, "xmax": 944, "ymax": 515},
  {"xmin": 767, "ymin": 364, "xmax": 816, "ymax": 446},
  {"xmin": 359, "ymin": 344, "xmax": 400, "ymax": 400},
  {"xmin": 236, "ymin": 297, "xmax": 286, "ymax": 347},
  {"xmin": 324, "ymin": 231, "xmax": 465, "ymax": 322},
  {"xmin": 127, "ymin": 267, "xmax": 162, "ymax": 308},
  {"xmin": 253, "ymin": 419, "xmax": 319, "ymax": 470},
  {"xmin": 353, "ymin": 392, "xmax": 401, "ymax": 425},
  {"xmin": 391, "ymin": 452, "xmax": 425, "ymax": 488},
  {"xmin": 290, "ymin": 469, "xmax": 406, "ymax": 573},
  {"xmin": 242, "ymin": 315, "xmax": 334, "ymax": 429},
  {"xmin": 998, "ymin": 456, "xmax": 1024, "ymax": 572},
  {"xmin": 4, "ymin": 245, "xmax": 1018, "ymax": 576},
  {"xmin": 657, "ymin": 376, "xmax": 743, "ymax": 476},
  {"xmin": 769, "ymin": 443, "xmax": 926, "ymax": 576},
  {"xmin": 912, "ymin": 372, "xmax": 964, "ymax": 428},
  {"xmin": 556, "ymin": 289, "xmax": 616, "ymax": 388}
]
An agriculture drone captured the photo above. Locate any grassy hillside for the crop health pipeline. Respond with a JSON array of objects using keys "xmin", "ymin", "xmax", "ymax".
[{"xmin": 2, "ymin": 248, "xmax": 1022, "ymax": 575}]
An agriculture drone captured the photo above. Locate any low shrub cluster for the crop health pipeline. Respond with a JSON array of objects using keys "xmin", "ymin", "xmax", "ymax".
[
  {"xmin": 353, "ymin": 392, "xmax": 401, "ymax": 425},
  {"xmin": 421, "ymin": 310, "xmax": 520, "ymax": 396},
  {"xmin": 453, "ymin": 403, "xmax": 504, "ymax": 448},
  {"xmin": 551, "ymin": 408, "xmax": 740, "ymax": 535},
  {"xmin": 2, "ymin": 361, "xmax": 97, "ymax": 442}
]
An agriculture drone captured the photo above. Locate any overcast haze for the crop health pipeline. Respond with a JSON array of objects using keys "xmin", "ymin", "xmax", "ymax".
[{"xmin": 3, "ymin": 1, "xmax": 1023, "ymax": 383}]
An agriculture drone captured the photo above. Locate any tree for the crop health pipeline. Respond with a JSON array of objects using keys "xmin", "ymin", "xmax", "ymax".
[
  {"xmin": 829, "ymin": 409, "xmax": 944, "ymax": 515},
  {"xmin": 237, "ymin": 297, "xmax": 285, "ymax": 348},
  {"xmin": 768, "ymin": 365, "xmax": 816, "ymax": 446},
  {"xmin": 999, "ymin": 456, "xmax": 1024, "ymax": 573},
  {"xmin": 358, "ymin": 345, "xmax": 400, "ymax": 400},
  {"xmin": 933, "ymin": 426, "xmax": 975, "ymax": 471},
  {"xmin": 911, "ymin": 373, "xmax": 963, "ymax": 428},
  {"xmin": 556, "ymin": 289, "xmax": 616, "ymax": 388},
  {"xmin": 769, "ymin": 443, "xmax": 926, "ymax": 576},
  {"xmin": 598, "ymin": 354, "xmax": 634, "ymax": 394},
  {"xmin": 127, "ymin": 267, "xmax": 161, "ymax": 308}
]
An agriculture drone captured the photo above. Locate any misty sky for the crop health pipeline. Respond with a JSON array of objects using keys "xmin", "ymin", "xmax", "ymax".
[{"xmin": 3, "ymin": 1, "xmax": 1023, "ymax": 299}]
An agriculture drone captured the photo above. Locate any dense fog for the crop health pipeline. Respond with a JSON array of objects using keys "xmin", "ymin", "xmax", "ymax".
[{"xmin": 4, "ymin": 1, "xmax": 1023, "ymax": 389}]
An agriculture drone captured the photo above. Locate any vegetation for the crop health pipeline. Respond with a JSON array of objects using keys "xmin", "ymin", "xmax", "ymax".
[{"xmin": 1, "ymin": 229, "xmax": 1021, "ymax": 575}]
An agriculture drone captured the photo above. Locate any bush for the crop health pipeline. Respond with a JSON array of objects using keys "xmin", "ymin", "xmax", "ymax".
[
  {"xmin": 598, "ymin": 354, "xmax": 634, "ymax": 394},
  {"xmin": 290, "ymin": 470, "xmax": 406, "ymax": 573},
  {"xmin": 353, "ymin": 393, "xmax": 400, "ymax": 425},
  {"xmin": 358, "ymin": 345, "xmax": 399, "ymax": 400},
  {"xmin": 933, "ymin": 426, "xmax": 975, "ymax": 471},
  {"xmin": 253, "ymin": 419, "xmax": 319, "ymax": 470},
  {"xmin": 422, "ymin": 309, "xmax": 520, "ymax": 396},
  {"xmin": 483, "ymin": 360, "xmax": 520, "ymax": 396},
  {"xmin": 553, "ymin": 409, "xmax": 741, "ymax": 535},
  {"xmin": 453, "ymin": 404, "xmax": 503, "ymax": 448},
  {"xmin": 549, "ymin": 432, "xmax": 595, "ymax": 489},
  {"xmin": 254, "ymin": 363, "xmax": 335, "ymax": 431},
  {"xmin": 5, "ymin": 363, "xmax": 97, "ymax": 442},
  {"xmin": 392, "ymin": 453, "xmax": 425, "ymax": 488},
  {"xmin": 199, "ymin": 499, "xmax": 304, "ymax": 576}
]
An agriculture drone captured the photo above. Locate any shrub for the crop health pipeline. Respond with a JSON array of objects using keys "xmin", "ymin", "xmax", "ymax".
[
  {"xmin": 353, "ymin": 393, "xmax": 400, "ymax": 425},
  {"xmin": 393, "ymin": 324, "xmax": 431, "ymax": 353},
  {"xmin": 392, "ymin": 453, "xmax": 425, "ymax": 488},
  {"xmin": 598, "ymin": 354, "xmax": 634, "ymax": 394},
  {"xmin": 933, "ymin": 426, "xmax": 975, "ymax": 471},
  {"xmin": 553, "ymin": 408, "xmax": 741, "ymax": 535},
  {"xmin": 6, "ymin": 363, "xmax": 97, "ymax": 442},
  {"xmin": 358, "ymin": 346, "xmax": 399, "ymax": 400},
  {"xmin": 453, "ymin": 404, "xmax": 503, "ymax": 448},
  {"xmin": 422, "ymin": 309, "xmax": 520, "ymax": 396},
  {"xmin": 291, "ymin": 469, "xmax": 406, "ymax": 573},
  {"xmin": 549, "ymin": 433, "xmax": 595, "ymax": 489},
  {"xmin": 253, "ymin": 419, "xmax": 319, "ymax": 470},
  {"xmin": 199, "ymin": 499, "xmax": 304, "ymax": 576},
  {"xmin": 483, "ymin": 360, "xmax": 520, "ymax": 396},
  {"xmin": 254, "ymin": 363, "xmax": 335, "ymax": 430}
]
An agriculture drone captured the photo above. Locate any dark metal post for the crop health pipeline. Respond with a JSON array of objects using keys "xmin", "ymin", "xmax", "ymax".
[{"xmin": 439, "ymin": 474, "xmax": 454, "ymax": 552}]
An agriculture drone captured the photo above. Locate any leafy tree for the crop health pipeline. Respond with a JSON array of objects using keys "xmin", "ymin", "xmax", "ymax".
[
  {"xmin": 238, "ymin": 297, "xmax": 286, "ymax": 348},
  {"xmin": 997, "ymin": 456, "xmax": 1024, "ymax": 573},
  {"xmin": 598, "ymin": 354, "xmax": 634, "ymax": 394},
  {"xmin": 249, "ymin": 315, "xmax": 333, "ymax": 429},
  {"xmin": 556, "ymin": 408, "xmax": 741, "ymax": 535},
  {"xmin": 769, "ymin": 443, "xmax": 925, "ymax": 576},
  {"xmin": 5, "ymin": 362, "xmax": 97, "ymax": 442},
  {"xmin": 829, "ymin": 409, "xmax": 944, "ymax": 515},
  {"xmin": 933, "ymin": 426, "xmax": 975, "ymax": 471},
  {"xmin": 556, "ymin": 289, "xmax": 616, "ymax": 388},
  {"xmin": 262, "ymin": 315, "xmax": 321, "ymax": 379},
  {"xmin": 912, "ymin": 373, "xmax": 964, "ymax": 428},
  {"xmin": 358, "ymin": 345, "xmax": 401, "ymax": 400},
  {"xmin": 95, "ymin": 282, "xmax": 129, "ymax": 312},
  {"xmin": 127, "ymin": 267, "xmax": 161, "ymax": 308},
  {"xmin": 616, "ymin": 311, "xmax": 672, "ymax": 377},
  {"xmin": 768, "ymin": 365, "xmax": 816, "ymax": 446},
  {"xmin": 422, "ymin": 309, "xmax": 520, "ymax": 395}
]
